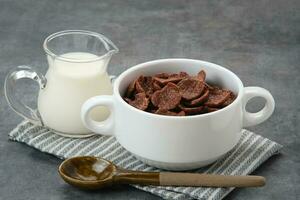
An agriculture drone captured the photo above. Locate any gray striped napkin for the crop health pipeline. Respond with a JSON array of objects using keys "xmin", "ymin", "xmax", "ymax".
[{"xmin": 9, "ymin": 120, "xmax": 282, "ymax": 200}]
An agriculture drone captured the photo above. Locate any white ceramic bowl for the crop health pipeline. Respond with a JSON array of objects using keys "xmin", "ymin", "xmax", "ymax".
[{"xmin": 81, "ymin": 59, "xmax": 275, "ymax": 170}]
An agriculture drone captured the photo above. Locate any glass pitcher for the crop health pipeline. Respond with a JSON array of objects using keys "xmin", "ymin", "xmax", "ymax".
[{"xmin": 4, "ymin": 30, "xmax": 118, "ymax": 137}]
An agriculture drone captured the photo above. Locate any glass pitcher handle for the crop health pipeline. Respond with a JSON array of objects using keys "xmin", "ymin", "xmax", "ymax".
[
  {"xmin": 4, "ymin": 65, "xmax": 47, "ymax": 126},
  {"xmin": 109, "ymin": 75, "xmax": 116, "ymax": 84}
]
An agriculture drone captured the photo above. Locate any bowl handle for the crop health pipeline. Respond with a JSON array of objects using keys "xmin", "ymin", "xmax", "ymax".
[
  {"xmin": 81, "ymin": 95, "xmax": 115, "ymax": 136},
  {"xmin": 242, "ymin": 87, "xmax": 275, "ymax": 127}
]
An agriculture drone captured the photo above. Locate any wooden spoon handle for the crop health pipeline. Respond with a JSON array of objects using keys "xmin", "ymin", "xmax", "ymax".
[
  {"xmin": 160, "ymin": 173, "xmax": 265, "ymax": 187},
  {"xmin": 115, "ymin": 169, "xmax": 265, "ymax": 188}
]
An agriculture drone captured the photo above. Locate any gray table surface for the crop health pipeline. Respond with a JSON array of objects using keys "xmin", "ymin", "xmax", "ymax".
[{"xmin": 0, "ymin": 0, "xmax": 299, "ymax": 199}]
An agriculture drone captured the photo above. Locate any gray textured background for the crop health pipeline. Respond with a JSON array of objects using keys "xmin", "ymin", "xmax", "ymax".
[{"xmin": 0, "ymin": 0, "xmax": 299, "ymax": 199}]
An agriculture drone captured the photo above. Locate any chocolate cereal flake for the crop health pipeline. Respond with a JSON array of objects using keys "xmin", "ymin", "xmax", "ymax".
[
  {"xmin": 204, "ymin": 88, "xmax": 231, "ymax": 107},
  {"xmin": 125, "ymin": 79, "xmax": 136, "ymax": 98},
  {"xmin": 205, "ymin": 106, "xmax": 220, "ymax": 113},
  {"xmin": 136, "ymin": 76, "xmax": 154, "ymax": 96},
  {"xmin": 197, "ymin": 70, "xmax": 206, "ymax": 82},
  {"xmin": 185, "ymin": 88, "xmax": 210, "ymax": 106},
  {"xmin": 178, "ymin": 104, "xmax": 205, "ymax": 115},
  {"xmin": 126, "ymin": 92, "xmax": 149, "ymax": 111},
  {"xmin": 155, "ymin": 109, "xmax": 185, "ymax": 116},
  {"xmin": 151, "ymin": 82, "xmax": 181, "ymax": 110},
  {"xmin": 178, "ymin": 78, "xmax": 205, "ymax": 100}
]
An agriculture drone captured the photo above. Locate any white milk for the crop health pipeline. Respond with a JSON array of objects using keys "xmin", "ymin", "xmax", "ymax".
[{"xmin": 38, "ymin": 52, "xmax": 113, "ymax": 134}]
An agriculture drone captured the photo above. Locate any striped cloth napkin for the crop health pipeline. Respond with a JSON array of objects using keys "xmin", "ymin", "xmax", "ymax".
[{"xmin": 9, "ymin": 120, "xmax": 282, "ymax": 200}]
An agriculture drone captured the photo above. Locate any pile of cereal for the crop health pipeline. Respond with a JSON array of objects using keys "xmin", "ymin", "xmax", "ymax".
[{"xmin": 123, "ymin": 70, "xmax": 236, "ymax": 116}]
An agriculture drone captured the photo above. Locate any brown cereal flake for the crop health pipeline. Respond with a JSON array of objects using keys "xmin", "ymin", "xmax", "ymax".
[
  {"xmin": 155, "ymin": 109, "xmax": 185, "ymax": 116},
  {"xmin": 153, "ymin": 80, "xmax": 162, "ymax": 91},
  {"xmin": 136, "ymin": 76, "xmax": 154, "ymax": 96},
  {"xmin": 151, "ymin": 82, "xmax": 181, "ymax": 110},
  {"xmin": 205, "ymin": 106, "xmax": 220, "ymax": 113},
  {"xmin": 154, "ymin": 73, "xmax": 170, "ymax": 79},
  {"xmin": 184, "ymin": 88, "xmax": 210, "ymax": 106},
  {"xmin": 125, "ymin": 79, "xmax": 137, "ymax": 98},
  {"xmin": 178, "ymin": 104, "xmax": 205, "ymax": 115},
  {"xmin": 153, "ymin": 76, "xmax": 182, "ymax": 85},
  {"xmin": 127, "ymin": 92, "xmax": 149, "ymax": 111},
  {"xmin": 204, "ymin": 88, "xmax": 231, "ymax": 107},
  {"xmin": 178, "ymin": 78, "xmax": 205, "ymax": 100},
  {"xmin": 197, "ymin": 70, "xmax": 206, "ymax": 82},
  {"xmin": 221, "ymin": 91, "xmax": 236, "ymax": 107}
]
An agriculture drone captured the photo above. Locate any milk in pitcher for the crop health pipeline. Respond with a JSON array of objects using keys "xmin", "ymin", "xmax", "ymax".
[{"xmin": 38, "ymin": 52, "xmax": 113, "ymax": 134}]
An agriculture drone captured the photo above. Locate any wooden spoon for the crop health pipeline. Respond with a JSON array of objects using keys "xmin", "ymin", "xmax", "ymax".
[{"xmin": 58, "ymin": 156, "xmax": 265, "ymax": 189}]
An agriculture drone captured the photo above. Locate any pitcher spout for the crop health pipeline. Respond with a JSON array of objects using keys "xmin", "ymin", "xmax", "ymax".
[{"xmin": 100, "ymin": 34, "xmax": 119, "ymax": 57}]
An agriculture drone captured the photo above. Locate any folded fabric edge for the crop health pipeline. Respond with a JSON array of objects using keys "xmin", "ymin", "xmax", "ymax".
[
  {"xmin": 134, "ymin": 185, "xmax": 193, "ymax": 200},
  {"xmin": 8, "ymin": 134, "xmax": 66, "ymax": 160}
]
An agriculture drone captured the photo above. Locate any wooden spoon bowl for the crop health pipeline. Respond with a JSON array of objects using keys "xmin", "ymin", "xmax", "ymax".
[{"xmin": 59, "ymin": 156, "xmax": 117, "ymax": 189}]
